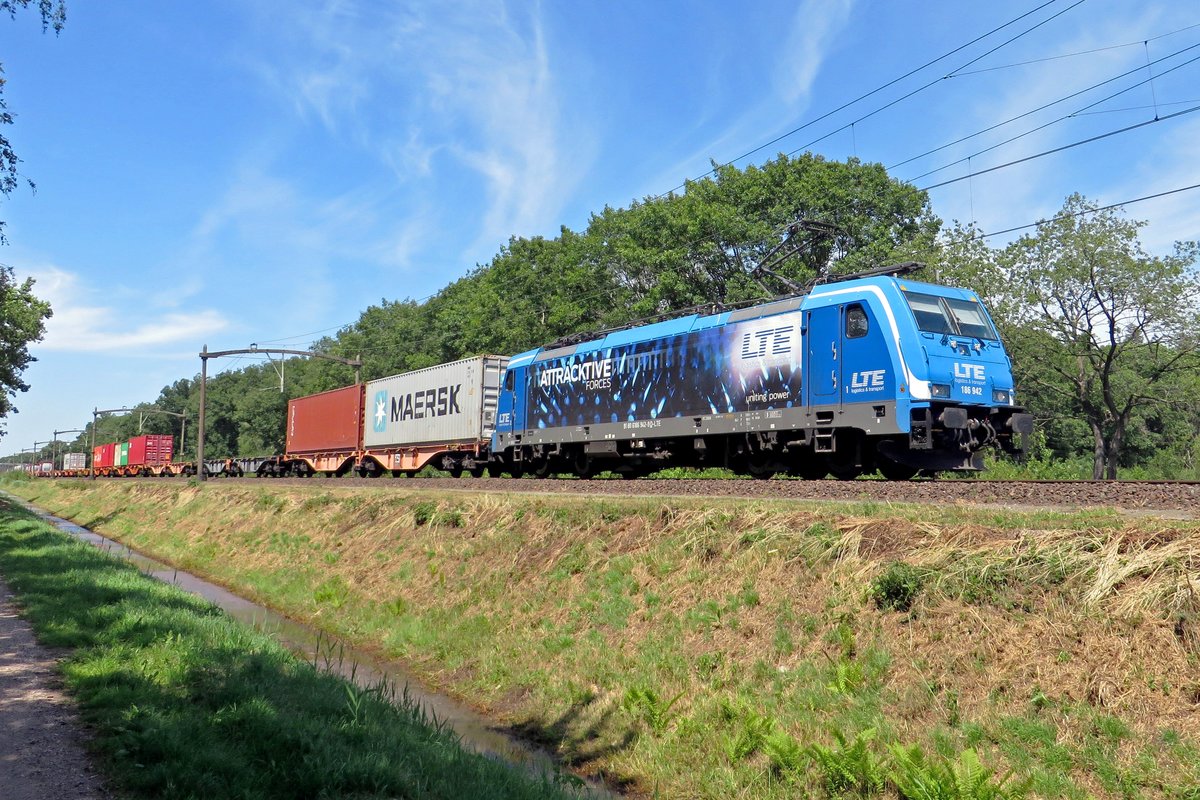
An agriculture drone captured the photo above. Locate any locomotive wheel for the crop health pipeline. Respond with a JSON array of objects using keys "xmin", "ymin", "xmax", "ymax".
[
  {"xmin": 745, "ymin": 453, "xmax": 776, "ymax": 481},
  {"xmin": 877, "ymin": 457, "xmax": 919, "ymax": 481},
  {"xmin": 530, "ymin": 459, "xmax": 554, "ymax": 479},
  {"xmin": 486, "ymin": 464, "xmax": 503, "ymax": 478},
  {"xmin": 828, "ymin": 464, "xmax": 861, "ymax": 481},
  {"xmin": 789, "ymin": 461, "xmax": 828, "ymax": 480}
]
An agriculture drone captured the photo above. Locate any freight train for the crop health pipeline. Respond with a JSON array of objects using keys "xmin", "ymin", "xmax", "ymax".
[{"xmin": 62, "ymin": 265, "xmax": 1034, "ymax": 481}]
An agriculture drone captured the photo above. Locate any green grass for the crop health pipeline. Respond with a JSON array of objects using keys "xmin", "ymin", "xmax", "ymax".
[{"xmin": 0, "ymin": 494, "xmax": 584, "ymax": 800}]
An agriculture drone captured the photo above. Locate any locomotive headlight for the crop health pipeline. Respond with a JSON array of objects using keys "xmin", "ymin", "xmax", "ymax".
[
  {"xmin": 992, "ymin": 388, "xmax": 1012, "ymax": 405},
  {"xmin": 931, "ymin": 383, "xmax": 951, "ymax": 398}
]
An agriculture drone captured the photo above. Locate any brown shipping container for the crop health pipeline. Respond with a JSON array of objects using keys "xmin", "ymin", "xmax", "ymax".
[{"xmin": 286, "ymin": 384, "xmax": 363, "ymax": 455}]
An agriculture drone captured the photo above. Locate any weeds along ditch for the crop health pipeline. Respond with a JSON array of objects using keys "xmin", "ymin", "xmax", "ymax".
[
  {"xmin": 5, "ymin": 476, "xmax": 1200, "ymax": 799},
  {"xmin": 0, "ymin": 490, "xmax": 587, "ymax": 800}
]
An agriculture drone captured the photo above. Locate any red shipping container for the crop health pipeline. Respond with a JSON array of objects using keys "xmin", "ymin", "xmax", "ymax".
[
  {"xmin": 92, "ymin": 442, "xmax": 117, "ymax": 469},
  {"xmin": 128, "ymin": 434, "xmax": 175, "ymax": 466},
  {"xmin": 286, "ymin": 385, "xmax": 363, "ymax": 455}
]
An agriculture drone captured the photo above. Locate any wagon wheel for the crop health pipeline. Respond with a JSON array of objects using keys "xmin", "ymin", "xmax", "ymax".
[
  {"xmin": 469, "ymin": 464, "xmax": 486, "ymax": 478},
  {"xmin": 744, "ymin": 453, "xmax": 776, "ymax": 481},
  {"xmin": 572, "ymin": 452, "xmax": 595, "ymax": 479}
]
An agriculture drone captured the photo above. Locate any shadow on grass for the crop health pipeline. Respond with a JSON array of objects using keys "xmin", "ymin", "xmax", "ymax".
[
  {"xmin": 509, "ymin": 695, "xmax": 639, "ymax": 794},
  {"xmin": 78, "ymin": 509, "xmax": 128, "ymax": 532}
]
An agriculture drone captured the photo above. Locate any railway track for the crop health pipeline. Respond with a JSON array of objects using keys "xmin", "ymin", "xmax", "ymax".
[{"xmin": 150, "ymin": 475, "xmax": 1200, "ymax": 513}]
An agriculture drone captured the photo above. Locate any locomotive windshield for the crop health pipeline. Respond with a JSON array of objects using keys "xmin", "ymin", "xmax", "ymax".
[{"xmin": 904, "ymin": 292, "xmax": 998, "ymax": 340}]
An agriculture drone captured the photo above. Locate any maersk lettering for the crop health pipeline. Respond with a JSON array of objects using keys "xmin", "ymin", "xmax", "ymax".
[{"xmin": 389, "ymin": 383, "xmax": 462, "ymax": 421}]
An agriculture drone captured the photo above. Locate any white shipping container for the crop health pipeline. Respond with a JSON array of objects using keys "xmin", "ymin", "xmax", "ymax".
[
  {"xmin": 63, "ymin": 452, "xmax": 87, "ymax": 470},
  {"xmin": 364, "ymin": 355, "xmax": 508, "ymax": 447}
]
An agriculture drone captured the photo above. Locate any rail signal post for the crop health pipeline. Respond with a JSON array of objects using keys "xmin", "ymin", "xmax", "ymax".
[{"xmin": 52, "ymin": 428, "xmax": 84, "ymax": 471}]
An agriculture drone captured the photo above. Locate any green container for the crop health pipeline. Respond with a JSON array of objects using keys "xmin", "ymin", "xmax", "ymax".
[{"xmin": 117, "ymin": 441, "xmax": 130, "ymax": 466}]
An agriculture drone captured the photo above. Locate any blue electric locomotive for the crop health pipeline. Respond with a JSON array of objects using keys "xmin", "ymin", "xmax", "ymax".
[{"xmin": 491, "ymin": 264, "xmax": 1033, "ymax": 479}]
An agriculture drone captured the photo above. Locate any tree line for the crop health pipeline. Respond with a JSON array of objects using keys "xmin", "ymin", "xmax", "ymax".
[{"xmin": 5, "ymin": 155, "xmax": 1199, "ymax": 479}]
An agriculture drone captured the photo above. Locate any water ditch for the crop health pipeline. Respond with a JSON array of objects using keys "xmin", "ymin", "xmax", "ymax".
[{"xmin": 8, "ymin": 495, "xmax": 614, "ymax": 798}]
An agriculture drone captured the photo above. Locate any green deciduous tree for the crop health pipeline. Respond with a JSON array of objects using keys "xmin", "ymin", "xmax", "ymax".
[
  {"xmin": 589, "ymin": 154, "xmax": 938, "ymax": 317},
  {"xmin": 0, "ymin": 263, "xmax": 51, "ymax": 437},
  {"xmin": 942, "ymin": 195, "xmax": 1200, "ymax": 479}
]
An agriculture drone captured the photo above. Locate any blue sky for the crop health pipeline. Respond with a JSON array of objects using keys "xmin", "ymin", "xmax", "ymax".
[{"xmin": 2, "ymin": 0, "xmax": 1198, "ymax": 457}]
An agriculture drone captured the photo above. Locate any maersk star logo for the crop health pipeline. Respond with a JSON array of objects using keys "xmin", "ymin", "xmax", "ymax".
[{"xmin": 373, "ymin": 391, "xmax": 388, "ymax": 433}]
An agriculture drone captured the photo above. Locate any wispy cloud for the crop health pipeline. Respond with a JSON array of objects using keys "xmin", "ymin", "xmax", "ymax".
[
  {"xmin": 637, "ymin": 0, "xmax": 856, "ymax": 198},
  {"xmin": 775, "ymin": 0, "xmax": 856, "ymax": 107},
  {"xmin": 243, "ymin": 0, "xmax": 591, "ymax": 262},
  {"xmin": 26, "ymin": 265, "xmax": 231, "ymax": 353}
]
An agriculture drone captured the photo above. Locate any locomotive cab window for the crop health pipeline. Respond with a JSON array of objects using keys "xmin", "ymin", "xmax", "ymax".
[
  {"xmin": 944, "ymin": 297, "xmax": 998, "ymax": 340},
  {"xmin": 504, "ymin": 370, "xmax": 514, "ymax": 391},
  {"xmin": 905, "ymin": 292, "xmax": 954, "ymax": 334},
  {"xmin": 845, "ymin": 304, "xmax": 869, "ymax": 338},
  {"xmin": 904, "ymin": 291, "xmax": 999, "ymax": 340}
]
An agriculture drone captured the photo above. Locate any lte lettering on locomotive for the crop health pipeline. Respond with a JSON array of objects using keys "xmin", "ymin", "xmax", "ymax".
[{"xmin": 391, "ymin": 384, "xmax": 462, "ymax": 421}]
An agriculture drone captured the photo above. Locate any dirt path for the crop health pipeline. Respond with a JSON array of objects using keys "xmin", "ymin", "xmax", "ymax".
[{"xmin": 0, "ymin": 575, "xmax": 110, "ymax": 800}]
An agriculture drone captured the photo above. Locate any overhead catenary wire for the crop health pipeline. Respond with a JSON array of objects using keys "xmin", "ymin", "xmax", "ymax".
[
  {"xmin": 965, "ymin": 182, "xmax": 1200, "ymax": 240},
  {"xmin": 1072, "ymin": 99, "xmax": 1200, "ymax": 116},
  {"xmin": 919, "ymin": 102, "xmax": 1200, "ymax": 191},
  {"xmin": 907, "ymin": 46, "xmax": 1200, "ymax": 181},
  {"xmin": 946, "ymin": 21, "xmax": 1200, "ymax": 76},
  {"xmin": 657, "ymin": 0, "xmax": 1072, "ymax": 197},
  {"xmin": 891, "ymin": 38, "xmax": 1200, "ymax": 172},
  {"xmin": 775, "ymin": 0, "xmax": 1090, "ymax": 165}
]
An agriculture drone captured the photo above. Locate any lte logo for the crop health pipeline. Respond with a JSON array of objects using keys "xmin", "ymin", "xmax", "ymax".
[
  {"xmin": 850, "ymin": 370, "xmax": 886, "ymax": 389},
  {"xmin": 740, "ymin": 326, "xmax": 795, "ymax": 359},
  {"xmin": 954, "ymin": 363, "xmax": 985, "ymax": 381}
]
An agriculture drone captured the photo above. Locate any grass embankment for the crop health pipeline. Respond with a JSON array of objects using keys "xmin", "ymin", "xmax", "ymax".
[
  {"xmin": 7, "ymin": 478, "xmax": 1200, "ymax": 799},
  {"xmin": 0, "ymin": 489, "xmax": 584, "ymax": 800}
]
